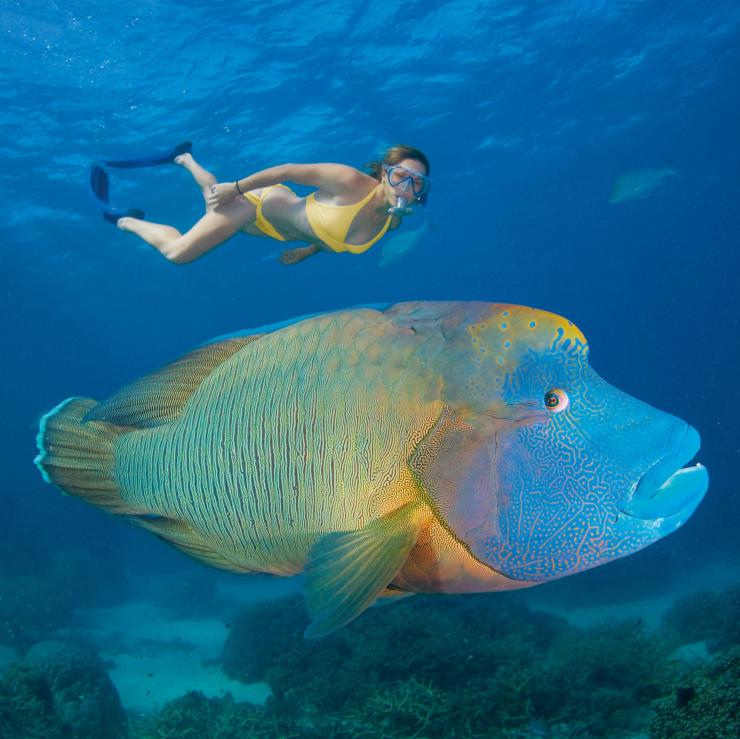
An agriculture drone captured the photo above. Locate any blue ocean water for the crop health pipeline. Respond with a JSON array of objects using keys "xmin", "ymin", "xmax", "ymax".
[{"xmin": 2, "ymin": 0, "xmax": 739, "ymax": 735}]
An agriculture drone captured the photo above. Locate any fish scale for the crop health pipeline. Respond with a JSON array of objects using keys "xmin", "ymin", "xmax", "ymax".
[{"xmin": 115, "ymin": 309, "xmax": 439, "ymax": 575}]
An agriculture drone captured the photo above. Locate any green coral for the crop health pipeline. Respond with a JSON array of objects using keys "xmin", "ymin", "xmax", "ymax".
[
  {"xmin": 133, "ymin": 691, "xmax": 293, "ymax": 739},
  {"xmin": 219, "ymin": 593, "xmax": 681, "ymax": 737},
  {"xmin": 1, "ymin": 641, "xmax": 128, "ymax": 739},
  {"xmin": 0, "ymin": 664, "xmax": 66, "ymax": 739},
  {"xmin": 136, "ymin": 583, "xmax": 740, "ymax": 738},
  {"xmin": 222, "ymin": 593, "xmax": 564, "ymax": 714},
  {"xmin": 662, "ymin": 590, "xmax": 722, "ymax": 644},
  {"xmin": 538, "ymin": 620, "xmax": 673, "ymax": 729},
  {"xmin": 345, "ymin": 677, "xmax": 452, "ymax": 738},
  {"xmin": 650, "ymin": 646, "xmax": 740, "ymax": 738}
]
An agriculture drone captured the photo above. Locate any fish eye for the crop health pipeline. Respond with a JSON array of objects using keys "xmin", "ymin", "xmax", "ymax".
[{"xmin": 544, "ymin": 388, "xmax": 569, "ymax": 412}]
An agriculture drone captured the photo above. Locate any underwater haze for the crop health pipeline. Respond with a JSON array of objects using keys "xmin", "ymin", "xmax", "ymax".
[{"xmin": 2, "ymin": 1, "xmax": 739, "ymax": 737}]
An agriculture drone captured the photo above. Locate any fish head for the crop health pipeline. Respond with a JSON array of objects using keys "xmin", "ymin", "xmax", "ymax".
[{"xmin": 421, "ymin": 303, "xmax": 708, "ymax": 584}]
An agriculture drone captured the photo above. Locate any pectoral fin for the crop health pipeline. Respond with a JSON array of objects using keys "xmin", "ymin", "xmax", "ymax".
[{"xmin": 303, "ymin": 502, "xmax": 425, "ymax": 638}]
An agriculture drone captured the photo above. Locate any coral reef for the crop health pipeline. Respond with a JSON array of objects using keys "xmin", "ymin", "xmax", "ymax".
[
  {"xmin": 662, "ymin": 584, "xmax": 740, "ymax": 651},
  {"xmin": 22, "ymin": 640, "xmax": 127, "ymax": 739},
  {"xmin": 0, "ymin": 664, "xmax": 66, "ymax": 739},
  {"xmin": 0, "ymin": 640, "xmax": 127, "ymax": 739},
  {"xmin": 650, "ymin": 646, "xmax": 740, "ymax": 738},
  {"xmin": 222, "ymin": 593, "xmax": 565, "ymax": 715},
  {"xmin": 133, "ymin": 690, "xmax": 292, "ymax": 739},
  {"xmin": 106, "ymin": 581, "xmax": 740, "ymax": 738},
  {"xmin": 539, "ymin": 620, "xmax": 671, "ymax": 736},
  {"xmin": 6, "ymin": 578, "xmax": 738, "ymax": 738},
  {"xmin": 218, "ymin": 592, "xmax": 676, "ymax": 737}
]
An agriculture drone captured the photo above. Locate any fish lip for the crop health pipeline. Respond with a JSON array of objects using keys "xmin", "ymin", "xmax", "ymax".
[{"xmin": 620, "ymin": 425, "xmax": 708, "ymax": 521}]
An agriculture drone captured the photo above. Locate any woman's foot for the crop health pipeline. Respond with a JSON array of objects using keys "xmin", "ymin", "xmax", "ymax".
[
  {"xmin": 175, "ymin": 152, "xmax": 217, "ymax": 207},
  {"xmin": 116, "ymin": 216, "xmax": 138, "ymax": 232},
  {"xmin": 175, "ymin": 151, "xmax": 215, "ymax": 188},
  {"xmin": 280, "ymin": 244, "xmax": 320, "ymax": 265},
  {"xmin": 174, "ymin": 152, "xmax": 194, "ymax": 168}
]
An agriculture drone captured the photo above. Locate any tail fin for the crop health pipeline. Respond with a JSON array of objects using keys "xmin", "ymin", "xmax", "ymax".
[
  {"xmin": 34, "ymin": 397, "xmax": 255, "ymax": 573},
  {"xmin": 34, "ymin": 397, "xmax": 138, "ymax": 515}
]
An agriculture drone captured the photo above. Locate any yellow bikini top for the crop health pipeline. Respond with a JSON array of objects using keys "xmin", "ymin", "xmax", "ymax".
[{"xmin": 305, "ymin": 187, "xmax": 392, "ymax": 254}]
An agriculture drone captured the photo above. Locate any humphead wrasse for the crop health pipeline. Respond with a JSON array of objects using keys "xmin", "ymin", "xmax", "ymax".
[{"xmin": 35, "ymin": 302, "xmax": 708, "ymax": 636}]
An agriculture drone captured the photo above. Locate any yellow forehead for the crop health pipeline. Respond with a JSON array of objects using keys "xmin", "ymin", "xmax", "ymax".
[{"xmin": 465, "ymin": 304, "xmax": 588, "ymax": 374}]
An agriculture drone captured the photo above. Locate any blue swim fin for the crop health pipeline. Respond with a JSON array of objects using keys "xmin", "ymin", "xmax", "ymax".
[
  {"xmin": 89, "ymin": 141, "xmax": 192, "ymax": 224},
  {"xmin": 89, "ymin": 164, "xmax": 145, "ymax": 224},
  {"xmin": 103, "ymin": 141, "xmax": 192, "ymax": 169}
]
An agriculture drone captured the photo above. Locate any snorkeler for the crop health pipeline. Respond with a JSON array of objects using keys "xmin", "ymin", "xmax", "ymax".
[{"xmin": 103, "ymin": 144, "xmax": 430, "ymax": 265}]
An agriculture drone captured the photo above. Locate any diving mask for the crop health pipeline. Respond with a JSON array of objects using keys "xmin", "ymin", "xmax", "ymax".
[{"xmin": 385, "ymin": 164, "xmax": 431, "ymax": 200}]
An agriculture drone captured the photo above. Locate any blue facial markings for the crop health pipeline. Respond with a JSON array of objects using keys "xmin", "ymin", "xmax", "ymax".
[{"xmin": 471, "ymin": 342, "xmax": 679, "ymax": 581}]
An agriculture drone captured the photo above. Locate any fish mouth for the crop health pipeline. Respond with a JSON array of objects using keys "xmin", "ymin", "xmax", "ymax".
[{"xmin": 621, "ymin": 425, "xmax": 708, "ymax": 521}]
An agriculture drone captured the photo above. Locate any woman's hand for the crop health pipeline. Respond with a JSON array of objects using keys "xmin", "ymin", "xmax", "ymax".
[
  {"xmin": 207, "ymin": 182, "xmax": 239, "ymax": 209},
  {"xmin": 279, "ymin": 244, "xmax": 321, "ymax": 265}
]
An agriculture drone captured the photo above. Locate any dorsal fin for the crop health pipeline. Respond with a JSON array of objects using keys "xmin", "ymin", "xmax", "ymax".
[{"xmin": 84, "ymin": 335, "xmax": 261, "ymax": 428}]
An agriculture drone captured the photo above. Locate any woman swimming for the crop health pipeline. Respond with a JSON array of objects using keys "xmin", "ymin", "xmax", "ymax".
[{"xmin": 116, "ymin": 144, "xmax": 430, "ymax": 265}]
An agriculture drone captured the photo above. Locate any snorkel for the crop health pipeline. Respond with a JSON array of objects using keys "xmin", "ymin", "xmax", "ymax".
[{"xmin": 388, "ymin": 197, "xmax": 414, "ymax": 216}]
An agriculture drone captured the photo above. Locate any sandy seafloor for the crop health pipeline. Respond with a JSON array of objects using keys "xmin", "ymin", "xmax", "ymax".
[{"xmin": 2, "ymin": 562, "xmax": 736, "ymax": 718}]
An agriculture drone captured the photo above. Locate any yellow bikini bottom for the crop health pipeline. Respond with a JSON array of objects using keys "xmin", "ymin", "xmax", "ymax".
[{"xmin": 243, "ymin": 184, "xmax": 295, "ymax": 242}]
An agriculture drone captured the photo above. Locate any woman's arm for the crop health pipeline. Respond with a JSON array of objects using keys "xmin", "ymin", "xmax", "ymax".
[{"xmin": 208, "ymin": 163, "xmax": 371, "ymax": 208}]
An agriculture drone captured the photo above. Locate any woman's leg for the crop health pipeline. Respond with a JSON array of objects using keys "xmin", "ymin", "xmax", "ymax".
[
  {"xmin": 174, "ymin": 152, "xmax": 218, "ymax": 210},
  {"xmin": 117, "ymin": 197, "xmax": 256, "ymax": 264}
]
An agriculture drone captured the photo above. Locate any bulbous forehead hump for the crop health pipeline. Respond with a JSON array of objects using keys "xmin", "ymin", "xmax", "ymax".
[{"xmin": 465, "ymin": 304, "xmax": 589, "ymax": 371}]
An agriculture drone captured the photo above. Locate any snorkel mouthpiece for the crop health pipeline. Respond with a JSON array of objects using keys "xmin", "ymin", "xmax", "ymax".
[{"xmin": 387, "ymin": 197, "xmax": 413, "ymax": 216}]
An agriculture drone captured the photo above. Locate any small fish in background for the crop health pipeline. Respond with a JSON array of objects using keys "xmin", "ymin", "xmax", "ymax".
[
  {"xmin": 378, "ymin": 219, "xmax": 433, "ymax": 267},
  {"xmin": 609, "ymin": 165, "xmax": 679, "ymax": 203}
]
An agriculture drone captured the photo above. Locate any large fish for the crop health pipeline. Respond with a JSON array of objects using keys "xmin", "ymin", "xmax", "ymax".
[
  {"xmin": 609, "ymin": 166, "xmax": 679, "ymax": 203},
  {"xmin": 35, "ymin": 302, "xmax": 708, "ymax": 636}
]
